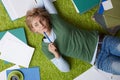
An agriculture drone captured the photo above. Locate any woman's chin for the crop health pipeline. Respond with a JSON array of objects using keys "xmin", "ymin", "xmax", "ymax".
[{"xmin": 43, "ymin": 29, "xmax": 48, "ymax": 33}]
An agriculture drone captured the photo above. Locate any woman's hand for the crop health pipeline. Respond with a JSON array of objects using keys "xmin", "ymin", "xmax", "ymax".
[{"xmin": 48, "ymin": 43, "xmax": 60, "ymax": 58}]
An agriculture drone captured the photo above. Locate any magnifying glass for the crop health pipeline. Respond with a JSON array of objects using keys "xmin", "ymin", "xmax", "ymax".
[{"xmin": 8, "ymin": 70, "xmax": 24, "ymax": 80}]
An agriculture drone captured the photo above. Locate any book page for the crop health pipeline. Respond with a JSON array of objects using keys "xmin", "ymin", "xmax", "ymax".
[{"xmin": 0, "ymin": 32, "xmax": 34, "ymax": 68}]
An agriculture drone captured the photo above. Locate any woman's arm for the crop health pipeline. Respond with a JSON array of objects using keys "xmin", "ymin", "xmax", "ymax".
[
  {"xmin": 42, "ymin": 0, "xmax": 57, "ymax": 14},
  {"xmin": 51, "ymin": 56, "xmax": 70, "ymax": 72},
  {"xmin": 48, "ymin": 43, "xmax": 70, "ymax": 72}
]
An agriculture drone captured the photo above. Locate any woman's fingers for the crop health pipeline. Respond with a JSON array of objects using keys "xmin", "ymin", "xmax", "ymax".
[
  {"xmin": 48, "ymin": 43, "xmax": 57, "ymax": 53},
  {"xmin": 49, "ymin": 43, "xmax": 56, "ymax": 49}
]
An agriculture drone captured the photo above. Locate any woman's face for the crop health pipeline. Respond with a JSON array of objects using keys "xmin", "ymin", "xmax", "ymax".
[{"xmin": 31, "ymin": 16, "xmax": 50, "ymax": 34}]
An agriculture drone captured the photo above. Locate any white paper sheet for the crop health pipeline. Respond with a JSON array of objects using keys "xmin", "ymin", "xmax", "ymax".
[
  {"xmin": 102, "ymin": 0, "xmax": 113, "ymax": 10},
  {"xmin": 74, "ymin": 66, "xmax": 109, "ymax": 80},
  {"xmin": 1, "ymin": 0, "xmax": 44, "ymax": 20},
  {"xmin": 0, "ymin": 32, "xmax": 34, "ymax": 68},
  {"xmin": 98, "ymin": 69, "xmax": 120, "ymax": 80},
  {"xmin": 0, "ymin": 65, "xmax": 20, "ymax": 80}
]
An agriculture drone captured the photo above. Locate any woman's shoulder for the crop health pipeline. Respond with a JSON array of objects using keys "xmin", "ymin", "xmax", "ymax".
[
  {"xmin": 50, "ymin": 14, "xmax": 61, "ymax": 19},
  {"xmin": 50, "ymin": 14, "xmax": 67, "ymax": 25}
]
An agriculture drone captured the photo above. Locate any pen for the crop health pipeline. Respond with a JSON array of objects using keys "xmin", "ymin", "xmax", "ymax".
[{"xmin": 44, "ymin": 32, "xmax": 52, "ymax": 43}]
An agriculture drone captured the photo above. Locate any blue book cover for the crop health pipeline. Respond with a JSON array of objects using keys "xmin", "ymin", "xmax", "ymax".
[{"xmin": 98, "ymin": 0, "xmax": 106, "ymax": 14}]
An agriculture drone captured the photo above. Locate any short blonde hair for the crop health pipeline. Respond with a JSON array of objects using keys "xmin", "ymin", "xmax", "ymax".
[{"xmin": 26, "ymin": 8, "xmax": 50, "ymax": 32}]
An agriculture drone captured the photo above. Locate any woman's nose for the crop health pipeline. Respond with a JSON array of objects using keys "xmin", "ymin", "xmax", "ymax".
[{"xmin": 33, "ymin": 28, "xmax": 38, "ymax": 33}]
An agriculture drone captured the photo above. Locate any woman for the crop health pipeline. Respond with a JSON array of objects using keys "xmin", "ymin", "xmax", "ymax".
[{"xmin": 26, "ymin": 0, "xmax": 120, "ymax": 75}]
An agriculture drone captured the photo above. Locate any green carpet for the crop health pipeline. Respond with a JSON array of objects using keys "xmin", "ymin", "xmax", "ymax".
[{"xmin": 0, "ymin": 0, "xmax": 119, "ymax": 80}]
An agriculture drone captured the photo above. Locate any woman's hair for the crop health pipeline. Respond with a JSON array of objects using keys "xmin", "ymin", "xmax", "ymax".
[{"xmin": 26, "ymin": 8, "xmax": 50, "ymax": 31}]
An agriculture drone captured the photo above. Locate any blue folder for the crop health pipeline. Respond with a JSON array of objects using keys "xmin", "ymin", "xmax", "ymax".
[{"xmin": 6, "ymin": 67, "xmax": 40, "ymax": 80}]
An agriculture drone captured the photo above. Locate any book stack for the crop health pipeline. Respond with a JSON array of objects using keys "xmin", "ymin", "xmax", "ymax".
[{"xmin": 93, "ymin": 0, "xmax": 120, "ymax": 34}]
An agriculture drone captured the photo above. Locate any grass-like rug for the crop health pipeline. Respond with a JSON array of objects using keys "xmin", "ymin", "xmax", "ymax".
[{"xmin": 0, "ymin": 0, "xmax": 119, "ymax": 80}]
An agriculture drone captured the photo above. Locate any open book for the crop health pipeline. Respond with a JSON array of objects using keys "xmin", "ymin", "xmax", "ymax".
[{"xmin": 1, "ymin": 0, "xmax": 44, "ymax": 20}]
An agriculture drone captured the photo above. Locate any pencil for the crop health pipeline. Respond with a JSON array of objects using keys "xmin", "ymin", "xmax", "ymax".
[{"xmin": 44, "ymin": 32, "xmax": 52, "ymax": 43}]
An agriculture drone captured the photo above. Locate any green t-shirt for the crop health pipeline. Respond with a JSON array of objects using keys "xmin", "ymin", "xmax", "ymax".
[{"xmin": 42, "ymin": 14, "xmax": 98, "ymax": 63}]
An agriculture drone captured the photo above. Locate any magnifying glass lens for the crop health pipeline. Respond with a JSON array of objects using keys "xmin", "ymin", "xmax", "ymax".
[{"xmin": 11, "ymin": 76, "xmax": 19, "ymax": 80}]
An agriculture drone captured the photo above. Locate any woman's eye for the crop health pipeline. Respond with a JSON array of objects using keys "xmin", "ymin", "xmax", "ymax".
[{"xmin": 34, "ymin": 23, "xmax": 38, "ymax": 27}]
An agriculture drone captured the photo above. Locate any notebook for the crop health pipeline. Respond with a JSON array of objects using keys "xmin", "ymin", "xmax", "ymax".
[
  {"xmin": 71, "ymin": 0, "xmax": 100, "ymax": 14},
  {"xmin": 0, "ymin": 28, "xmax": 27, "ymax": 44},
  {"xmin": 0, "ymin": 31, "xmax": 34, "ymax": 68},
  {"xmin": 103, "ymin": 0, "xmax": 120, "ymax": 28},
  {"xmin": 98, "ymin": 0, "xmax": 106, "ymax": 14}
]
